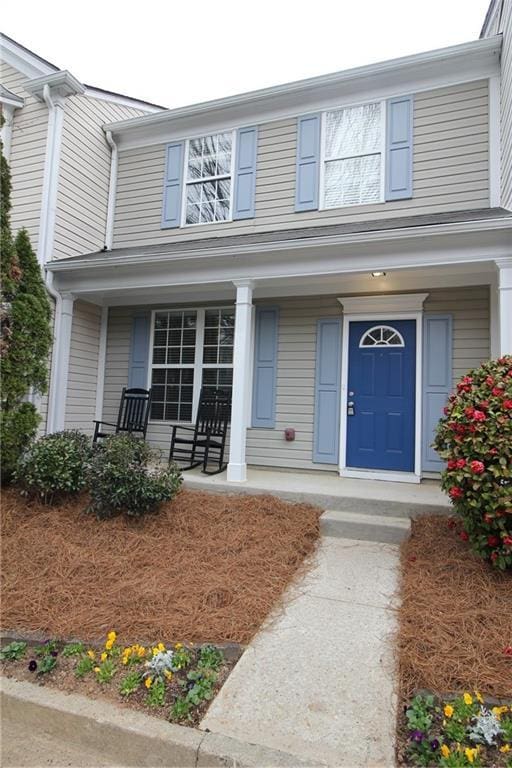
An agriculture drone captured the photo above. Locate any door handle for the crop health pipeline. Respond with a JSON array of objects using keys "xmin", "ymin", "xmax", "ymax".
[{"xmin": 347, "ymin": 401, "xmax": 355, "ymax": 416}]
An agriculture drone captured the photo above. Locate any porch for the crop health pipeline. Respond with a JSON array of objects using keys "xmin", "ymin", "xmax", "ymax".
[{"xmin": 43, "ymin": 212, "xmax": 512, "ymax": 491}]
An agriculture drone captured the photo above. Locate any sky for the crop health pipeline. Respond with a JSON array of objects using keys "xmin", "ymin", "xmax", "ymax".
[{"xmin": 2, "ymin": 0, "xmax": 491, "ymax": 109}]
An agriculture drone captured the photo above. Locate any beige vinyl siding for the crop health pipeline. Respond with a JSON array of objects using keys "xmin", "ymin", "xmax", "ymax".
[
  {"xmin": 0, "ymin": 61, "xmax": 48, "ymax": 252},
  {"xmin": 499, "ymin": 1, "xmax": 512, "ymax": 209},
  {"xmin": 53, "ymin": 96, "xmax": 145, "ymax": 260},
  {"xmin": 246, "ymin": 287, "xmax": 490, "ymax": 471},
  {"xmin": 113, "ymin": 80, "xmax": 489, "ymax": 248},
  {"xmin": 64, "ymin": 300, "xmax": 102, "ymax": 436},
  {"xmin": 99, "ymin": 287, "xmax": 489, "ymax": 470}
]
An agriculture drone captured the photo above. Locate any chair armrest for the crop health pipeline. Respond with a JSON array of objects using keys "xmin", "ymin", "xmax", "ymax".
[
  {"xmin": 93, "ymin": 420, "xmax": 117, "ymax": 428},
  {"xmin": 171, "ymin": 424, "xmax": 196, "ymax": 433}
]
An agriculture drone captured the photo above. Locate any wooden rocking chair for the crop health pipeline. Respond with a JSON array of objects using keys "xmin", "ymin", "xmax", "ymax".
[
  {"xmin": 93, "ymin": 387, "xmax": 152, "ymax": 443},
  {"xmin": 168, "ymin": 388, "xmax": 231, "ymax": 475}
]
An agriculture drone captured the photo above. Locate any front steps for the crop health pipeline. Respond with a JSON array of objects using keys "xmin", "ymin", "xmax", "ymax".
[{"xmin": 320, "ymin": 508, "xmax": 411, "ymax": 544}]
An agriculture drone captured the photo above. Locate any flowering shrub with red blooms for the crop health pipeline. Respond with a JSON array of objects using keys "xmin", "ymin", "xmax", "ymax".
[{"xmin": 434, "ymin": 356, "xmax": 512, "ymax": 570}]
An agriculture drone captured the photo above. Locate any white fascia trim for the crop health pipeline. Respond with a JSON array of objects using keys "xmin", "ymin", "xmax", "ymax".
[
  {"xmin": 25, "ymin": 71, "xmax": 85, "ymax": 101},
  {"xmin": 46, "ymin": 216, "xmax": 512, "ymax": 274},
  {"xmin": 489, "ymin": 75, "xmax": 501, "ymax": 207},
  {"xmin": 85, "ymin": 86, "xmax": 163, "ymax": 113},
  {"xmin": 338, "ymin": 293, "xmax": 429, "ymax": 313},
  {"xmin": 0, "ymin": 35, "xmax": 57, "ymax": 79},
  {"xmin": 0, "ymin": 90, "xmax": 24, "ymax": 108},
  {"xmin": 104, "ymin": 37, "xmax": 501, "ymax": 149}
]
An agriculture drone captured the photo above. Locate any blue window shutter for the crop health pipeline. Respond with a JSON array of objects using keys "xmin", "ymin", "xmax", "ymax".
[
  {"xmin": 161, "ymin": 142, "xmax": 184, "ymax": 228},
  {"xmin": 313, "ymin": 318, "xmax": 342, "ymax": 464},
  {"xmin": 128, "ymin": 313, "xmax": 151, "ymax": 389},
  {"xmin": 233, "ymin": 126, "xmax": 258, "ymax": 220},
  {"xmin": 251, "ymin": 307, "xmax": 279, "ymax": 428},
  {"xmin": 422, "ymin": 314, "xmax": 452, "ymax": 472},
  {"xmin": 295, "ymin": 114, "xmax": 321, "ymax": 212},
  {"xmin": 385, "ymin": 96, "xmax": 413, "ymax": 200}
]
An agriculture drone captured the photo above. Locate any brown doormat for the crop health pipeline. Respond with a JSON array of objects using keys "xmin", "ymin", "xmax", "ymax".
[
  {"xmin": 397, "ymin": 515, "xmax": 512, "ymax": 700},
  {"xmin": 1, "ymin": 488, "xmax": 320, "ymax": 646}
]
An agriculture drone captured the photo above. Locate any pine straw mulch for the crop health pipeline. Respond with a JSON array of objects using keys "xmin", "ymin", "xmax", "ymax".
[
  {"xmin": 397, "ymin": 515, "xmax": 512, "ymax": 701},
  {"xmin": 1, "ymin": 487, "xmax": 321, "ymax": 646}
]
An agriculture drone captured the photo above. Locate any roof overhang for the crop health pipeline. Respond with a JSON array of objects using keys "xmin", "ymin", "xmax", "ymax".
[
  {"xmin": 46, "ymin": 217, "xmax": 512, "ymax": 304},
  {"xmin": 25, "ymin": 70, "xmax": 86, "ymax": 101},
  {"xmin": 103, "ymin": 36, "xmax": 502, "ymax": 150},
  {"xmin": 0, "ymin": 84, "xmax": 24, "ymax": 108}
]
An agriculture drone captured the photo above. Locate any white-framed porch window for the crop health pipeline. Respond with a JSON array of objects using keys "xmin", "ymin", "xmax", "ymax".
[
  {"xmin": 321, "ymin": 101, "xmax": 385, "ymax": 209},
  {"xmin": 183, "ymin": 131, "xmax": 235, "ymax": 226},
  {"xmin": 149, "ymin": 307, "xmax": 235, "ymax": 422}
]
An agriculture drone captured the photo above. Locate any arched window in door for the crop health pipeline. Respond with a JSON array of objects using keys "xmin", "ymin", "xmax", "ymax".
[{"xmin": 359, "ymin": 325, "xmax": 405, "ymax": 348}]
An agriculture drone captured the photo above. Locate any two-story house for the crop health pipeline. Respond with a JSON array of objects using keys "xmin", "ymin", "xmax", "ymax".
[{"xmin": 2, "ymin": 1, "xmax": 511, "ymax": 487}]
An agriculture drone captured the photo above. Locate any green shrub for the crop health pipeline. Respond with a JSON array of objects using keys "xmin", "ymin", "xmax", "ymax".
[
  {"xmin": 15, "ymin": 430, "xmax": 92, "ymax": 504},
  {"xmin": 434, "ymin": 356, "xmax": 512, "ymax": 570},
  {"xmin": 87, "ymin": 434, "xmax": 182, "ymax": 519}
]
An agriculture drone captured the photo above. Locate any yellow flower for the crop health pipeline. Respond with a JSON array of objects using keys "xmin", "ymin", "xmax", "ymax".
[
  {"xmin": 441, "ymin": 744, "xmax": 450, "ymax": 758},
  {"xmin": 139, "ymin": 646, "xmax": 146, "ymax": 656},
  {"xmin": 465, "ymin": 747, "xmax": 478, "ymax": 764},
  {"xmin": 492, "ymin": 705, "xmax": 508, "ymax": 718},
  {"xmin": 164, "ymin": 669, "xmax": 173, "ymax": 680},
  {"xmin": 87, "ymin": 650, "xmax": 95, "ymax": 660},
  {"xmin": 152, "ymin": 647, "xmax": 159, "ymax": 656},
  {"xmin": 145, "ymin": 677, "xmax": 152, "ymax": 688},
  {"xmin": 463, "ymin": 692, "xmax": 473, "ymax": 706},
  {"xmin": 500, "ymin": 744, "xmax": 511, "ymax": 753},
  {"xmin": 157, "ymin": 642, "xmax": 165, "ymax": 652},
  {"xmin": 122, "ymin": 656, "xmax": 129, "ymax": 665},
  {"xmin": 107, "ymin": 631, "xmax": 116, "ymax": 642},
  {"xmin": 174, "ymin": 642, "xmax": 183, "ymax": 650},
  {"xmin": 105, "ymin": 639, "xmax": 114, "ymax": 651},
  {"xmin": 94, "ymin": 666, "xmax": 100, "ymax": 673},
  {"xmin": 444, "ymin": 704, "xmax": 454, "ymax": 718},
  {"xmin": 475, "ymin": 691, "xmax": 483, "ymax": 704},
  {"xmin": 100, "ymin": 652, "xmax": 107, "ymax": 662}
]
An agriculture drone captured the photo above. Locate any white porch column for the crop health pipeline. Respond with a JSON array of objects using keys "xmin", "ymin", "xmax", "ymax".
[
  {"xmin": 47, "ymin": 292, "xmax": 75, "ymax": 433},
  {"xmin": 227, "ymin": 280, "xmax": 254, "ymax": 482},
  {"xmin": 496, "ymin": 258, "xmax": 512, "ymax": 355}
]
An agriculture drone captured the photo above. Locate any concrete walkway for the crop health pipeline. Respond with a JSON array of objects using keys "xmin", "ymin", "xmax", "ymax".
[{"xmin": 201, "ymin": 536, "xmax": 399, "ymax": 767}]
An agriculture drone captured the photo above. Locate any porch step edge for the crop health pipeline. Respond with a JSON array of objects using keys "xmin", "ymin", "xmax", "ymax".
[
  {"xmin": 182, "ymin": 477, "xmax": 450, "ymax": 518},
  {"xmin": 321, "ymin": 509, "xmax": 411, "ymax": 544}
]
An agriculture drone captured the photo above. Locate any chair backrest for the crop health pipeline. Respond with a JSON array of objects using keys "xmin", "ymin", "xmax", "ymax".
[
  {"xmin": 116, "ymin": 388, "xmax": 152, "ymax": 435},
  {"xmin": 195, "ymin": 388, "xmax": 231, "ymax": 437}
]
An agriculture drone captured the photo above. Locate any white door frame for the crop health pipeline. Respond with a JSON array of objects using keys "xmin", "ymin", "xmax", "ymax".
[{"xmin": 337, "ymin": 294, "xmax": 429, "ymax": 484}]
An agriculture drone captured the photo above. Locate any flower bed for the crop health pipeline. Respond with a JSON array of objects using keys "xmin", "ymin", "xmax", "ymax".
[
  {"xmin": 398, "ymin": 692, "xmax": 512, "ymax": 767},
  {"xmin": 0, "ymin": 632, "xmax": 239, "ymax": 727},
  {"xmin": 397, "ymin": 515, "xmax": 512, "ymax": 767}
]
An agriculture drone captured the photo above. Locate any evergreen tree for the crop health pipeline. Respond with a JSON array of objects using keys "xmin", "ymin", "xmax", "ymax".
[{"xmin": 1, "ymin": 131, "xmax": 53, "ymax": 481}]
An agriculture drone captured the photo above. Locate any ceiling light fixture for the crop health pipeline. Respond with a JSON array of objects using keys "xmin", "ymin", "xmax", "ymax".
[{"xmin": 371, "ymin": 271, "xmax": 386, "ymax": 277}]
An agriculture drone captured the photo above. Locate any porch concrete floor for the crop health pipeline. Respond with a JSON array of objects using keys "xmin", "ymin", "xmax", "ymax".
[
  {"xmin": 183, "ymin": 466, "xmax": 450, "ymax": 514},
  {"xmin": 200, "ymin": 535, "xmax": 399, "ymax": 766}
]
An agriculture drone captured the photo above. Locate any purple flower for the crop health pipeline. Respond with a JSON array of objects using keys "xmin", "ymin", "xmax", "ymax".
[
  {"xmin": 51, "ymin": 650, "xmax": 58, "ymax": 657},
  {"xmin": 430, "ymin": 739, "xmax": 440, "ymax": 751},
  {"xmin": 28, "ymin": 660, "xmax": 37, "ymax": 672},
  {"xmin": 410, "ymin": 730, "xmax": 424, "ymax": 743}
]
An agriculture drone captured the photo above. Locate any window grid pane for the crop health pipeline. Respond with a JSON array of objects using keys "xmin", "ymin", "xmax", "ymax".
[
  {"xmin": 151, "ymin": 308, "xmax": 235, "ymax": 422},
  {"xmin": 185, "ymin": 132, "xmax": 232, "ymax": 225}
]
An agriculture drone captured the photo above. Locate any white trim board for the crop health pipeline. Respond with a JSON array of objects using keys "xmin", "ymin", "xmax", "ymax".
[{"xmin": 338, "ymin": 293, "xmax": 427, "ymax": 483}]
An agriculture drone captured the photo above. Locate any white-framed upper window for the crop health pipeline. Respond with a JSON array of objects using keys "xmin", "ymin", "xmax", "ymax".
[
  {"xmin": 321, "ymin": 101, "xmax": 385, "ymax": 209},
  {"xmin": 183, "ymin": 131, "xmax": 234, "ymax": 226},
  {"xmin": 149, "ymin": 307, "xmax": 235, "ymax": 422}
]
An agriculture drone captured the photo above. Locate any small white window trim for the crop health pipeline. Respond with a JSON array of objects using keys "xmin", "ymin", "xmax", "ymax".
[
  {"xmin": 319, "ymin": 98, "xmax": 386, "ymax": 210},
  {"xmin": 147, "ymin": 306, "xmax": 235, "ymax": 422},
  {"xmin": 181, "ymin": 130, "xmax": 236, "ymax": 228},
  {"xmin": 358, "ymin": 324, "xmax": 405, "ymax": 348}
]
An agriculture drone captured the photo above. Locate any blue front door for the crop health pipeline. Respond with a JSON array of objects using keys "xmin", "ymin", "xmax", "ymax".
[{"xmin": 346, "ymin": 320, "xmax": 416, "ymax": 472}]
